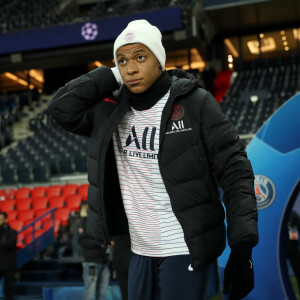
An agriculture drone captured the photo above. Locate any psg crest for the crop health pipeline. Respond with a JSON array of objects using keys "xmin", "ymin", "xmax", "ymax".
[
  {"xmin": 170, "ymin": 105, "xmax": 184, "ymax": 121},
  {"xmin": 254, "ymin": 174, "xmax": 276, "ymax": 210}
]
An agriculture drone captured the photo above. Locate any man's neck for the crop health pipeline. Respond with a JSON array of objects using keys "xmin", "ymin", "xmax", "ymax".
[{"xmin": 126, "ymin": 71, "xmax": 171, "ymax": 111}]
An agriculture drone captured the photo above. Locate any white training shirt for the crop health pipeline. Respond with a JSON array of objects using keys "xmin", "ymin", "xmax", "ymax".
[{"xmin": 112, "ymin": 90, "xmax": 190, "ymax": 257}]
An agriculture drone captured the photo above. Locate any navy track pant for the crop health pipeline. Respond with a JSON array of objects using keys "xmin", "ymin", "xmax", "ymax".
[{"xmin": 128, "ymin": 252, "xmax": 213, "ymax": 300}]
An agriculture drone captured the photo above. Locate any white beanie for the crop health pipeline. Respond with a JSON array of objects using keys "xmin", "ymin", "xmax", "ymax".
[{"xmin": 113, "ymin": 20, "xmax": 166, "ymax": 71}]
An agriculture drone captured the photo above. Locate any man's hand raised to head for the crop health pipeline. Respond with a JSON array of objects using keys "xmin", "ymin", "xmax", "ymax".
[{"xmin": 111, "ymin": 67, "xmax": 123, "ymax": 85}]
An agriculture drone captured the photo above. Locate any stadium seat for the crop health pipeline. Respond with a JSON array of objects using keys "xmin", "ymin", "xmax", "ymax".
[
  {"xmin": 6, "ymin": 211, "xmax": 17, "ymax": 222},
  {"xmin": 15, "ymin": 187, "xmax": 31, "ymax": 200},
  {"xmin": 24, "ymin": 218, "xmax": 43, "ymax": 232},
  {"xmin": 65, "ymin": 195, "xmax": 82, "ymax": 212},
  {"xmin": 16, "ymin": 198, "xmax": 32, "ymax": 211},
  {"xmin": 7, "ymin": 188, "xmax": 16, "ymax": 199},
  {"xmin": 55, "ymin": 207, "xmax": 70, "ymax": 226},
  {"xmin": 33, "ymin": 161, "xmax": 51, "ymax": 182},
  {"xmin": 48, "ymin": 196, "xmax": 65, "ymax": 208},
  {"xmin": 74, "ymin": 151, "xmax": 88, "ymax": 172},
  {"xmin": 42, "ymin": 219, "xmax": 60, "ymax": 237},
  {"xmin": 2, "ymin": 164, "xmax": 18, "ymax": 184},
  {"xmin": 34, "ymin": 208, "xmax": 52, "ymax": 220},
  {"xmin": 9, "ymin": 220, "xmax": 24, "ymax": 231},
  {"xmin": 31, "ymin": 186, "xmax": 47, "ymax": 198},
  {"xmin": 46, "ymin": 185, "xmax": 62, "ymax": 198},
  {"xmin": 59, "ymin": 153, "xmax": 76, "ymax": 174},
  {"xmin": 18, "ymin": 210, "xmax": 35, "ymax": 222},
  {"xmin": 17, "ymin": 232, "xmax": 26, "ymax": 248},
  {"xmin": 0, "ymin": 188, "xmax": 16, "ymax": 201},
  {"xmin": 78, "ymin": 184, "xmax": 88, "ymax": 201},
  {"xmin": 32, "ymin": 197, "xmax": 48, "ymax": 210},
  {"xmin": 62, "ymin": 184, "xmax": 78, "ymax": 197},
  {"xmin": 47, "ymin": 154, "xmax": 61, "ymax": 175},
  {"xmin": 0, "ymin": 191, "xmax": 8, "ymax": 201},
  {"xmin": 1, "ymin": 200, "xmax": 16, "ymax": 212},
  {"xmin": 24, "ymin": 230, "xmax": 44, "ymax": 245},
  {"xmin": 17, "ymin": 163, "xmax": 35, "ymax": 184}
]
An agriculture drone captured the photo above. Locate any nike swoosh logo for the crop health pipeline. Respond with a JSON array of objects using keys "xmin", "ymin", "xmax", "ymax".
[{"xmin": 104, "ymin": 98, "xmax": 117, "ymax": 104}]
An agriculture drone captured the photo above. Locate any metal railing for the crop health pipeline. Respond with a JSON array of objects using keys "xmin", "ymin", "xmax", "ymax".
[{"xmin": 17, "ymin": 207, "xmax": 57, "ymax": 269}]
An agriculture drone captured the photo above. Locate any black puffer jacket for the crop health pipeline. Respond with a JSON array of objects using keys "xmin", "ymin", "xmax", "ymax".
[
  {"xmin": 48, "ymin": 66, "xmax": 258, "ymax": 270},
  {"xmin": 0, "ymin": 224, "xmax": 17, "ymax": 271},
  {"xmin": 78, "ymin": 217, "xmax": 108, "ymax": 264}
]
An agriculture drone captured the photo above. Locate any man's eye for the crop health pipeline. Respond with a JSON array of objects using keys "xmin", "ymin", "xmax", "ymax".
[
  {"xmin": 137, "ymin": 56, "xmax": 145, "ymax": 61},
  {"xmin": 119, "ymin": 59, "xmax": 126, "ymax": 65}
]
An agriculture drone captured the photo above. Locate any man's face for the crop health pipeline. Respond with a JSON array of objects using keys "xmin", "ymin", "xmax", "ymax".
[
  {"xmin": 0, "ymin": 214, "xmax": 6, "ymax": 227},
  {"xmin": 116, "ymin": 43, "xmax": 162, "ymax": 94}
]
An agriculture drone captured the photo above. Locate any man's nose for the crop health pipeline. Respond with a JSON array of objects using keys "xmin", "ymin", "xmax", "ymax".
[{"xmin": 127, "ymin": 60, "xmax": 138, "ymax": 74}]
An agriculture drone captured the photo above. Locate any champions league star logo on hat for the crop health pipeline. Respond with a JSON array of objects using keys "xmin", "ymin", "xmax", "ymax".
[
  {"xmin": 81, "ymin": 22, "xmax": 98, "ymax": 40},
  {"xmin": 254, "ymin": 175, "xmax": 276, "ymax": 210}
]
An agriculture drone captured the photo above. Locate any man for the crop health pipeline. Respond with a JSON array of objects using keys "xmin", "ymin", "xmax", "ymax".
[
  {"xmin": 0, "ymin": 212, "xmax": 17, "ymax": 300},
  {"xmin": 78, "ymin": 214, "xmax": 110, "ymax": 300},
  {"xmin": 49, "ymin": 20, "xmax": 258, "ymax": 300}
]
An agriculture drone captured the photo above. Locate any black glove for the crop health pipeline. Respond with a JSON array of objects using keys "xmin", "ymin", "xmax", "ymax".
[{"xmin": 223, "ymin": 242, "xmax": 254, "ymax": 300}]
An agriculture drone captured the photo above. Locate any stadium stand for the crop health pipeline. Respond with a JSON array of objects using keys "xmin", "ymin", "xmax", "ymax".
[
  {"xmin": 0, "ymin": 94, "xmax": 18, "ymax": 150},
  {"xmin": 0, "ymin": 106, "xmax": 88, "ymax": 184},
  {"xmin": 0, "ymin": 181, "xmax": 88, "ymax": 298},
  {"xmin": 0, "ymin": 0, "xmax": 74, "ymax": 33},
  {"xmin": 0, "ymin": 0, "xmax": 198, "ymax": 34},
  {"xmin": 83, "ymin": 0, "xmax": 197, "ymax": 21},
  {"xmin": 0, "ymin": 183, "xmax": 88, "ymax": 242},
  {"xmin": 220, "ymin": 55, "xmax": 300, "ymax": 147}
]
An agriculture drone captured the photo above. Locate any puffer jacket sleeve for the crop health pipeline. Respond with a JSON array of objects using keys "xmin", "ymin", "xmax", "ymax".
[
  {"xmin": 48, "ymin": 66, "xmax": 119, "ymax": 136},
  {"xmin": 200, "ymin": 91, "xmax": 258, "ymax": 247}
]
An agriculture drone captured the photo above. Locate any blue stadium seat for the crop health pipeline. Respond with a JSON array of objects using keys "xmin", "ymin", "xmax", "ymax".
[{"xmin": 2, "ymin": 164, "xmax": 18, "ymax": 184}]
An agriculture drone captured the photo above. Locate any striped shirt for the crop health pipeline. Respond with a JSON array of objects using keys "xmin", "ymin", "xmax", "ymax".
[{"xmin": 112, "ymin": 91, "xmax": 189, "ymax": 257}]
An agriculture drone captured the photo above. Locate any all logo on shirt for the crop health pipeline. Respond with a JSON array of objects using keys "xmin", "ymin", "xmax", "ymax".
[
  {"xmin": 125, "ymin": 126, "xmax": 156, "ymax": 151},
  {"xmin": 117, "ymin": 126, "xmax": 158, "ymax": 159}
]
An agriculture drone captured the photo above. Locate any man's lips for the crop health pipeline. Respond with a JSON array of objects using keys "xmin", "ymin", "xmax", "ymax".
[{"xmin": 127, "ymin": 79, "xmax": 141, "ymax": 85}]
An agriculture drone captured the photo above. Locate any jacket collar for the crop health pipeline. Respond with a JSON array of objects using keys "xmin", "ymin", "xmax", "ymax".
[{"xmin": 168, "ymin": 69, "xmax": 200, "ymax": 97}]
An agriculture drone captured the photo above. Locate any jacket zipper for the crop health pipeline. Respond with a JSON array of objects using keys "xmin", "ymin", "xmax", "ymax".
[
  {"xmin": 158, "ymin": 90, "xmax": 196, "ymax": 266},
  {"xmin": 97, "ymin": 98, "xmax": 129, "ymax": 247}
]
